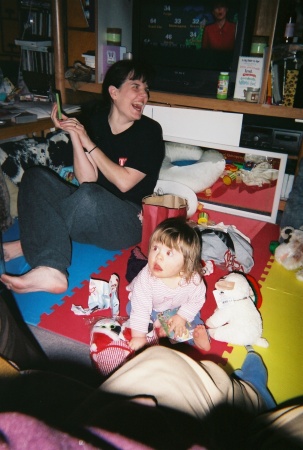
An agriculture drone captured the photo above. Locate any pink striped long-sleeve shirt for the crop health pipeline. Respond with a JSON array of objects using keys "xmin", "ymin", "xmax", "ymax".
[{"xmin": 127, "ymin": 265, "xmax": 206, "ymax": 334}]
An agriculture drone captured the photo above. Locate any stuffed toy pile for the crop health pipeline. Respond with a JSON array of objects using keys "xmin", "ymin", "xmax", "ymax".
[
  {"xmin": 206, "ymin": 272, "xmax": 269, "ymax": 348},
  {"xmin": 274, "ymin": 226, "xmax": 303, "ymax": 281}
]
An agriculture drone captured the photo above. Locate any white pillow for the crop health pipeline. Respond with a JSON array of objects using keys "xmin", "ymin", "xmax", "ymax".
[{"xmin": 159, "ymin": 141, "xmax": 225, "ymax": 193}]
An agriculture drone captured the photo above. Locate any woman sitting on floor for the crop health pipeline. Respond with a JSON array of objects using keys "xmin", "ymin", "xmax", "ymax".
[{"xmin": 1, "ymin": 60, "xmax": 165, "ymax": 295}]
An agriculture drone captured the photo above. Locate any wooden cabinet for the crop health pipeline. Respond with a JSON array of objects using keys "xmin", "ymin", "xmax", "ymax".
[
  {"xmin": 52, "ymin": 0, "xmax": 303, "ymax": 190},
  {"xmin": 0, "ymin": 118, "xmax": 54, "ymax": 140},
  {"xmin": 65, "ymin": 0, "xmax": 96, "ymax": 69},
  {"xmin": 52, "ymin": 0, "xmax": 302, "ymax": 116},
  {"xmin": 52, "ymin": 0, "xmax": 97, "ymax": 102},
  {"xmin": 53, "ymin": 0, "xmax": 132, "ymax": 102}
]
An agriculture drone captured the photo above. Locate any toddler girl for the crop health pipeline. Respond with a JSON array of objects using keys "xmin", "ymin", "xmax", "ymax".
[{"xmin": 127, "ymin": 217, "xmax": 210, "ymax": 351}]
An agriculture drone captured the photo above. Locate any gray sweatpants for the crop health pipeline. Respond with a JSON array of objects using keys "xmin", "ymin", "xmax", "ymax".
[{"xmin": 18, "ymin": 166, "xmax": 142, "ymax": 275}]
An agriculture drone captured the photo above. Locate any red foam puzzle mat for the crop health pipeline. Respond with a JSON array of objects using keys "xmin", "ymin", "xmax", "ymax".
[{"xmin": 38, "ymin": 211, "xmax": 279, "ymax": 367}]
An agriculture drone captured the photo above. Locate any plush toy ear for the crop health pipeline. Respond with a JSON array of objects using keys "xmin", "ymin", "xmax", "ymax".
[
  {"xmin": 280, "ymin": 226, "xmax": 294, "ymax": 243},
  {"xmin": 245, "ymin": 274, "xmax": 263, "ymax": 309}
]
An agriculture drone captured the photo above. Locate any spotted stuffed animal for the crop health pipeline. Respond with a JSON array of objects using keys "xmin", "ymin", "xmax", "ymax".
[{"xmin": 274, "ymin": 226, "xmax": 303, "ymax": 281}]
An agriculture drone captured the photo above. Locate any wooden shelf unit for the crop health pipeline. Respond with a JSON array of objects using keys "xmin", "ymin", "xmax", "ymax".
[
  {"xmin": 52, "ymin": 0, "xmax": 302, "ymax": 212},
  {"xmin": 62, "ymin": 76, "xmax": 303, "ymax": 120},
  {"xmin": 0, "ymin": 117, "xmax": 54, "ymax": 140},
  {"xmin": 54, "ymin": 0, "xmax": 303, "ymax": 119}
]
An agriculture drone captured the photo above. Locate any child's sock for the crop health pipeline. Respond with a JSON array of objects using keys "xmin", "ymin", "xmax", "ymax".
[{"xmin": 233, "ymin": 351, "xmax": 276, "ymax": 410}]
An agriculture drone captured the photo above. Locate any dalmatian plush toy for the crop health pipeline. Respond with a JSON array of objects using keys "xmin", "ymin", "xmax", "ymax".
[
  {"xmin": 274, "ymin": 226, "xmax": 303, "ymax": 281},
  {"xmin": 90, "ymin": 317, "xmax": 158, "ymax": 376}
]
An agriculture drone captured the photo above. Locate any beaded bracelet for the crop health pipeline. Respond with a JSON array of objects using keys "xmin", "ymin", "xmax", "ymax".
[{"xmin": 85, "ymin": 145, "xmax": 97, "ymax": 154}]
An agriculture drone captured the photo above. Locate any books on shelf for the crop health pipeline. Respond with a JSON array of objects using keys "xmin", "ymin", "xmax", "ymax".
[
  {"xmin": 271, "ymin": 61, "xmax": 283, "ymax": 105},
  {"xmin": 19, "ymin": 45, "xmax": 51, "ymax": 53},
  {"xmin": 233, "ymin": 57, "xmax": 265, "ymax": 101},
  {"xmin": 15, "ymin": 39, "xmax": 52, "ymax": 48},
  {"xmin": 282, "ymin": 69, "xmax": 299, "ymax": 107},
  {"xmin": 97, "ymin": 45, "xmax": 126, "ymax": 83},
  {"xmin": 20, "ymin": 49, "xmax": 54, "ymax": 75},
  {"xmin": 19, "ymin": 0, "xmax": 52, "ymax": 38},
  {"xmin": 1, "ymin": 101, "xmax": 81, "ymax": 121},
  {"xmin": 20, "ymin": 1, "xmax": 51, "ymax": 9},
  {"xmin": 12, "ymin": 111, "xmax": 38, "ymax": 124},
  {"xmin": 16, "ymin": 40, "xmax": 54, "ymax": 79},
  {"xmin": 82, "ymin": 51, "xmax": 95, "ymax": 69}
]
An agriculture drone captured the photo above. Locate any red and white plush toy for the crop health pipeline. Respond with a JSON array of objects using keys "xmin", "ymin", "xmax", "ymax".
[
  {"xmin": 90, "ymin": 317, "xmax": 158, "ymax": 377},
  {"xmin": 90, "ymin": 317, "xmax": 134, "ymax": 377},
  {"xmin": 206, "ymin": 272, "xmax": 269, "ymax": 348},
  {"xmin": 274, "ymin": 226, "xmax": 303, "ymax": 282}
]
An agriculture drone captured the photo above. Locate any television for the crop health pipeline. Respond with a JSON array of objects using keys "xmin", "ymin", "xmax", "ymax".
[{"xmin": 132, "ymin": 0, "xmax": 257, "ymax": 97}]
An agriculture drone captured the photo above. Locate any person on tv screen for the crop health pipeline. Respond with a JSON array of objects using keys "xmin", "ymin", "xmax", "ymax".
[{"xmin": 202, "ymin": 1, "xmax": 236, "ymax": 51}]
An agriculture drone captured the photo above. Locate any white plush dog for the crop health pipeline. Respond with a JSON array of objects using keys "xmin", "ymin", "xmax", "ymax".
[{"xmin": 206, "ymin": 272, "xmax": 268, "ymax": 348}]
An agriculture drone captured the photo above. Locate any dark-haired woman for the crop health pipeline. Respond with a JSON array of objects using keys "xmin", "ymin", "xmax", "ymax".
[{"xmin": 1, "ymin": 60, "xmax": 165, "ymax": 294}]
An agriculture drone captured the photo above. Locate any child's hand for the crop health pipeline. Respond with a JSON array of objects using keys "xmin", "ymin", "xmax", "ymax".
[
  {"xmin": 153, "ymin": 318, "xmax": 167, "ymax": 337},
  {"xmin": 168, "ymin": 314, "xmax": 187, "ymax": 339},
  {"xmin": 156, "ymin": 326, "xmax": 167, "ymax": 338},
  {"xmin": 129, "ymin": 336, "xmax": 147, "ymax": 351}
]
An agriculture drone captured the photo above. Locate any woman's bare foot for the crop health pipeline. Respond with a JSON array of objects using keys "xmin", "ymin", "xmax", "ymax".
[
  {"xmin": 0, "ymin": 266, "xmax": 68, "ymax": 294},
  {"xmin": 193, "ymin": 325, "xmax": 211, "ymax": 351},
  {"xmin": 3, "ymin": 241, "xmax": 23, "ymax": 262}
]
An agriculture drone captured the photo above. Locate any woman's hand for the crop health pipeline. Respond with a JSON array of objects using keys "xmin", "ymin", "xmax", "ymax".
[
  {"xmin": 51, "ymin": 104, "xmax": 95, "ymax": 151},
  {"xmin": 51, "ymin": 103, "xmax": 69, "ymax": 128},
  {"xmin": 51, "ymin": 104, "xmax": 145, "ymax": 191},
  {"xmin": 51, "ymin": 103, "xmax": 98, "ymax": 182},
  {"xmin": 168, "ymin": 314, "xmax": 187, "ymax": 339}
]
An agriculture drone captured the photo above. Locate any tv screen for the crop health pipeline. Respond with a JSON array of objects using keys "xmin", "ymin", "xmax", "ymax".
[{"xmin": 132, "ymin": 0, "xmax": 257, "ymax": 97}]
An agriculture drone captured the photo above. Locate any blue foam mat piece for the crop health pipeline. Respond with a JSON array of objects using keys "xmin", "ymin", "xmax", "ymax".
[{"xmin": 2, "ymin": 220, "xmax": 120, "ymax": 325}]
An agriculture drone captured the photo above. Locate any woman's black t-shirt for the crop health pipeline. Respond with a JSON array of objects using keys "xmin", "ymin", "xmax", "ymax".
[{"xmin": 87, "ymin": 108, "xmax": 165, "ymax": 206}]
